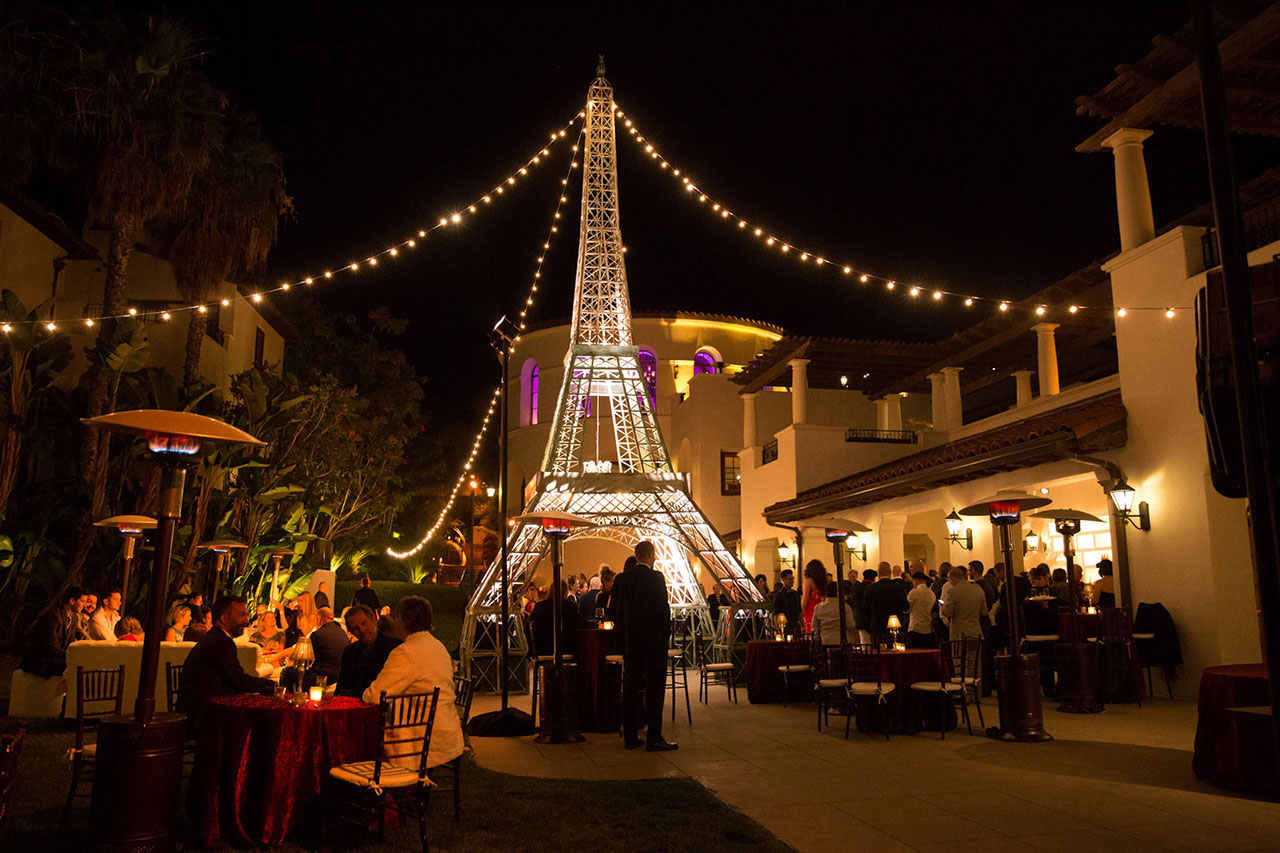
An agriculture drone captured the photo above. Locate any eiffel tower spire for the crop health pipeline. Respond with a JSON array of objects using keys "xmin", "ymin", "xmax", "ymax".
[{"xmin": 461, "ymin": 65, "xmax": 766, "ymax": 692}]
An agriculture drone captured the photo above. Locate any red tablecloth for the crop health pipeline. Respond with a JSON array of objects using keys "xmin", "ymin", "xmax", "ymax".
[
  {"xmin": 1193, "ymin": 663, "xmax": 1279, "ymax": 797},
  {"xmin": 577, "ymin": 628, "xmax": 618, "ymax": 732},
  {"xmin": 192, "ymin": 693, "xmax": 380, "ymax": 847},
  {"xmin": 746, "ymin": 640, "xmax": 811, "ymax": 703},
  {"xmin": 857, "ymin": 648, "xmax": 955, "ymax": 734}
]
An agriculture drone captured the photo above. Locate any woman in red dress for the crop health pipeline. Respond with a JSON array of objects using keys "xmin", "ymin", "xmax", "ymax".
[{"xmin": 801, "ymin": 559, "xmax": 829, "ymax": 634}]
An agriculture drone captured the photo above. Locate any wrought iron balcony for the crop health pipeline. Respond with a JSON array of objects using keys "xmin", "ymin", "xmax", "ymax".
[{"xmin": 844, "ymin": 428, "xmax": 918, "ymax": 444}]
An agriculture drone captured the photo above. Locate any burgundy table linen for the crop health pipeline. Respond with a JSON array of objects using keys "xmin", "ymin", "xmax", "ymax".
[
  {"xmin": 746, "ymin": 640, "xmax": 811, "ymax": 704},
  {"xmin": 1193, "ymin": 663, "xmax": 1279, "ymax": 797},
  {"xmin": 576, "ymin": 628, "xmax": 619, "ymax": 733},
  {"xmin": 192, "ymin": 693, "xmax": 380, "ymax": 848},
  {"xmin": 854, "ymin": 648, "xmax": 956, "ymax": 734}
]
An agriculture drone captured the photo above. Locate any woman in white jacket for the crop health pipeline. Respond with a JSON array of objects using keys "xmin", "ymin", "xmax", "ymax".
[{"xmin": 363, "ymin": 596, "xmax": 465, "ymax": 770}]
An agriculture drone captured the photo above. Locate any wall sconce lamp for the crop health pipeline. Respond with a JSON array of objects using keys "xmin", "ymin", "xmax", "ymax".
[
  {"xmin": 844, "ymin": 533, "xmax": 867, "ymax": 562},
  {"xmin": 777, "ymin": 540, "xmax": 794, "ymax": 568},
  {"xmin": 945, "ymin": 509, "xmax": 973, "ymax": 550},
  {"xmin": 1024, "ymin": 531, "xmax": 1041, "ymax": 553},
  {"xmin": 1108, "ymin": 478, "xmax": 1151, "ymax": 531}
]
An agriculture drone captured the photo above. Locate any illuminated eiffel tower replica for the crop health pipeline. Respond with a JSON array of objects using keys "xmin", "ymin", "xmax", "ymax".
[{"xmin": 461, "ymin": 62, "xmax": 764, "ymax": 691}]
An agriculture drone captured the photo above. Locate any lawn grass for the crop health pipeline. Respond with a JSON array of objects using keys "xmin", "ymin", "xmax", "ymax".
[{"xmin": 1, "ymin": 720, "xmax": 790, "ymax": 851}]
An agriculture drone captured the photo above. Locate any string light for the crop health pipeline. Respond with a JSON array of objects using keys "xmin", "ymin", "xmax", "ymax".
[
  {"xmin": 612, "ymin": 103, "xmax": 1189, "ymax": 319},
  {"xmin": 388, "ymin": 123, "xmax": 585, "ymax": 559},
  {"xmin": 12, "ymin": 111, "xmax": 584, "ymax": 330}
]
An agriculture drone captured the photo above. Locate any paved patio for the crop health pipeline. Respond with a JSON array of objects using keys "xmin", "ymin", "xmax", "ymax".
[{"xmin": 469, "ymin": 680, "xmax": 1280, "ymax": 852}]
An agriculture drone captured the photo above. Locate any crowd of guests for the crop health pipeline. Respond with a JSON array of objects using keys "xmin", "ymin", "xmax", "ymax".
[{"xmin": 751, "ymin": 554, "xmax": 1109, "ymax": 700}]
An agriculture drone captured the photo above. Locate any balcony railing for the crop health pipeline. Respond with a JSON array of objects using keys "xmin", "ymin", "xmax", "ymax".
[
  {"xmin": 1203, "ymin": 198, "xmax": 1280, "ymax": 268},
  {"xmin": 762, "ymin": 438, "xmax": 779, "ymax": 464},
  {"xmin": 845, "ymin": 428, "xmax": 917, "ymax": 444}
]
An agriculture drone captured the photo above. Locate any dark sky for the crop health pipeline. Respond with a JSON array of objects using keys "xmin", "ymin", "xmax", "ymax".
[{"xmin": 154, "ymin": 1, "xmax": 1278, "ymax": 431}]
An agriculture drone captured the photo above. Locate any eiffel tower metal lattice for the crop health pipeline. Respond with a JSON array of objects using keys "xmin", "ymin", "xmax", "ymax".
[{"xmin": 460, "ymin": 63, "xmax": 765, "ymax": 691}]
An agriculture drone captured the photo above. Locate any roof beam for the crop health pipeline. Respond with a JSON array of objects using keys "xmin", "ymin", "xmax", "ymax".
[
  {"xmin": 735, "ymin": 339, "xmax": 809, "ymax": 394},
  {"xmin": 1078, "ymin": 4, "xmax": 1280, "ymax": 152}
]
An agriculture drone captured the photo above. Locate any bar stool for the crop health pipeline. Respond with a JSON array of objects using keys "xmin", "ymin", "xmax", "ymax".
[{"xmin": 666, "ymin": 647, "xmax": 691, "ymax": 723}]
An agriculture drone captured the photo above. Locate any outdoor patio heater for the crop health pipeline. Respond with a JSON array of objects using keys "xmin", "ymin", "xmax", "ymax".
[
  {"xmin": 960, "ymin": 489, "xmax": 1053, "ymax": 742},
  {"xmin": 519, "ymin": 510, "xmax": 594, "ymax": 744},
  {"xmin": 83, "ymin": 409, "xmax": 263, "ymax": 851},
  {"xmin": 1031, "ymin": 508, "xmax": 1106, "ymax": 714}
]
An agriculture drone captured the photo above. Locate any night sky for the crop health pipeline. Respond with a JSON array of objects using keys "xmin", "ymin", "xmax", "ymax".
[{"xmin": 121, "ymin": 2, "xmax": 1280, "ymax": 430}]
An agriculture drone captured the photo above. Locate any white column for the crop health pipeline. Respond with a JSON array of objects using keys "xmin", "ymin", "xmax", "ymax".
[
  {"xmin": 1102, "ymin": 128, "xmax": 1155, "ymax": 251},
  {"xmin": 742, "ymin": 392, "xmax": 757, "ymax": 448},
  {"xmin": 1012, "ymin": 370, "xmax": 1034, "ymax": 408},
  {"xmin": 875, "ymin": 397, "xmax": 890, "ymax": 430},
  {"xmin": 1033, "ymin": 323, "xmax": 1061, "ymax": 397},
  {"xmin": 883, "ymin": 394, "xmax": 902, "ymax": 430},
  {"xmin": 942, "ymin": 367, "xmax": 963, "ymax": 430},
  {"xmin": 928, "ymin": 373, "xmax": 946, "ymax": 430},
  {"xmin": 790, "ymin": 358, "xmax": 810, "ymax": 425}
]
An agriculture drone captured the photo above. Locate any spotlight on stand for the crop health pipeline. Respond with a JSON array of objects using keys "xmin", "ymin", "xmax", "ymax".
[
  {"xmin": 1030, "ymin": 508, "xmax": 1106, "ymax": 714},
  {"xmin": 945, "ymin": 509, "xmax": 973, "ymax": 550},
  {"xmin": 959, "ymin": 489, "xmax": 1053, "ymax": 743},
  {"xmin": 516, "ymin": 510, "xmax": 594, "ymax": 744},
  {"xmin": 93, "ymin": 515, "xmax": 157, "ymax": 617},
  {"xmin": 83, "ymin": 409, "xmax": 262, "ymax": 850},
  {"xmin": 1107, "ymin": 478, "xmax": 1150, "ymax": 531}
]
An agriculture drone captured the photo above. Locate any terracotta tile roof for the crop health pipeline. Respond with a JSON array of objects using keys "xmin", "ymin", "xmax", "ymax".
[{"xmin": 764, "ymin": 391, "xmax": 1126, "ymax": 523}]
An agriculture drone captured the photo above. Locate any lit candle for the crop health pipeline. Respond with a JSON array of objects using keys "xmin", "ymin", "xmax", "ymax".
[{"xmin": 309, "ymin": 685, "xmax": 323, "ymax": 703}]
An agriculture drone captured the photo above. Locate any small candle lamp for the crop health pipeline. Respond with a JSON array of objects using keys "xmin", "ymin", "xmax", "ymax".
[
  {"xmin": 308, "ymin": 685, "xmax": 323, "ymax": 703},
  {"xmin": 600, "ymin": 620, "xmax": 614, "ymax": 630},
  {"xmin": 887, "ymin": 614, "xmax": 901, "ymax": 648}
]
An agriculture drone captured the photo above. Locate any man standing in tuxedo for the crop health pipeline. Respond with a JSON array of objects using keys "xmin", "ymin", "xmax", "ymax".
[{"xmin": 613, "ymin": 540, "xmax": 676, "ymax": 752}]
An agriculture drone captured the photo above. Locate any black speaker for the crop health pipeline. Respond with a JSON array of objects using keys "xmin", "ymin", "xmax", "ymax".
[{"xmin": 1195, "ymin": 260, "xmax": 1280, "ymax": 499}]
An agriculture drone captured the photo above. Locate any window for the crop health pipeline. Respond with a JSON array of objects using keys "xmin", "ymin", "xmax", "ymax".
[
  {"xmin": 694, "ymin": 350, "xmax": 718, "ymax": 375},
  {"xmin": 720, "ymin": 451, "xmax": 741, "ymax": 496},
  {"xmin": 638, "ymin": 349, "xmax": 658, "ymax": 409},
  {"xmin": 254, "ymin": 327, "xmax": 265, "ymax": 367},
  {"xmin": 529, "ymin": 365, "xmax": 539, "ymax": 425}
]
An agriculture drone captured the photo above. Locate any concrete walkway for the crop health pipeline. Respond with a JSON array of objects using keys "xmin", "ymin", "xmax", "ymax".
[{"xmin": 469, "ymin": 680, "xmax": 1280, "ymax": 852}]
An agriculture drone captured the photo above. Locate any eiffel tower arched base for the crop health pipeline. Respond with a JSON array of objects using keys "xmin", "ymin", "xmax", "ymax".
[{"xmin": 460, "ymin": 471, "xmax": 767, "ymax": 690}]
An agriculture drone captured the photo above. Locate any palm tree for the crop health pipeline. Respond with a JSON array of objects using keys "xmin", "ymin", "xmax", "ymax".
[{"xmin": 158, "ymin": 111, "xmax": 293, "ymax": 388}]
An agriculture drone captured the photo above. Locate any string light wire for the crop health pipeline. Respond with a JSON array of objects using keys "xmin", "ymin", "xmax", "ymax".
[
  {"xmin": 611, "ymin": 102, "xmax": 1189, "ymax": 320},
  {"xmin": 387, "ymin": 123, "xmax": 586, "ymax": 559},
  {"xmin": 2, "ymin": 111, "xmax": 585, "ymax": 332}
]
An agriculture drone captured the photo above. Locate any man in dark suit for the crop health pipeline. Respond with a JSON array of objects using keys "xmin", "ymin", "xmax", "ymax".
[
  {"xmin": 352, "ymin": 575, "xmax": 381, "ymax": 613},
  {"xmin": 613, "ymin": 540, "xmax": 676, "ymax": 751},
  {"xmin": 307, "ymin": 606, "xmax": 349, "ymax": 687},
  {"xmin": 865, "ymin": 562, "xmax": 909, "ymax": 641},
  {"xmin": 336, "ymin": 604, "xmax": 400, "ymax": 698},
  {"xmin": 771, "ymin": 569, "xmax": 802, "ymax": 632},
  {"xmin": 176, "ymin": 595, "xmax": 273, "ymax": 734},
  {"xmin": 530, "ymin": 580, "xmax": 583, "ymax": 657}
]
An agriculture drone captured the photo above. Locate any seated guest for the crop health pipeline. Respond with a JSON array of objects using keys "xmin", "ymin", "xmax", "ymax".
[
  {"xmin": 1050, "ymin": 568, "xmax": 1070, "ymax": 603},
  {"xmin": 19, "ymin": 586, "xmax": 83, "ymax": 678},
  {"xmin": 307, "ymin": 606, "xmax": 349, "ymax": 687},
  {"xmin": 76, "ymin": 591, "xmax": 96, "ymax": 639},
  {"xmin": 165, "ymin": 605, "xmax": 193, "ymax": 642},
  {"xmin": 363, "ymin": 596, "xmax": 464, "ymax": 770},
  {"xmin": 1094, "ymin": 559, "xmax": 1117, "ymax": 607},
  {"xmin": 336, "ymin": 605, "xmax": 400, "ymax": 698},
  {"xmin": 352, "ymin": 574, "xmax": 381, "ymax": 613},
  {"xmin": 176, "ymin": 595, "xmax": 273, "ymax": 733},
  {"xmin": 115, "ymin": 616, "xmax": 144, "ymax": 642},
  {"xmin": 530, "ymin": 580, "xmax": 583, "ymax": 657},
  {"xmin": 906, "ymin": 572, "xmax": 938, "ymax": 648},
  {"xmin": 577, "ymin": 574, "xmax": 602, "ymax": 621},
  {"xmin": 250, "ymin": 611, "xmax": 289, "ymax": 665},
  {"xmin": 811, "ymin": 581, "xmax": 856, "ymax": 647},
  {"xmin": 185, "ymin": 593, "xmax": 206, "ymax": 627},
  {"xmin": 88, "ymin": 589, "xmax": 123, "ymax": 640}
]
